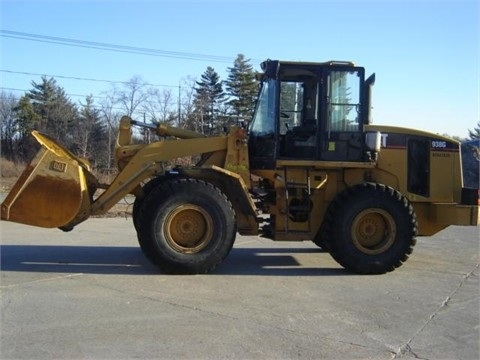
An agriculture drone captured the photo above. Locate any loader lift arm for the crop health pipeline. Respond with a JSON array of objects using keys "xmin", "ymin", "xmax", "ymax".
[{"xmin": 1, "ymin": 116, "xmax": 254, "ymax": 231}]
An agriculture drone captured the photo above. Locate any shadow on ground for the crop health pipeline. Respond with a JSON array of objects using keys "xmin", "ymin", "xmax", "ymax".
[{"xmin": 0, "ymin": 244, "xmax": 349, "ymax": 276}]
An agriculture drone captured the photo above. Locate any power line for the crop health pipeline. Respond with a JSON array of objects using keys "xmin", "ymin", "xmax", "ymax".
[
  {"xmin": 0, "ymin": 85, "xmax": 199, "ymax": 114},
  {"xmin": 1, "ymin": 30, "xmax": 263, "ymax": 101},
  {"xmin": 1, "ymin": 86, "xmax": 114, "ymax": 101},
  {"xmin": 0, "ymin": 69, "xmax": 180, "ymax": 88},
  {"xmin": 1, "ymin": 30, "xmax": 260, "ymax": 64},
  {"xmin": 0, "ymin": 87, "xmax": 156, "ymax": 114},
  {"xmin": 0, "ymin": 85, "xmax": 186, "ymax": 103}
]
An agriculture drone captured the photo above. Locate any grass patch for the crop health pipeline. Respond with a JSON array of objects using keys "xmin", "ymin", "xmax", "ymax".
[{"xmin": 0, "ymin": 158, "xmax": 25, "ymax": 178}]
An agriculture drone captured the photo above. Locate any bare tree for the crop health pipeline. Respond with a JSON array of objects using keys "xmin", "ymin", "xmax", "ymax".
[
  {"xmin": 99, "ymin": 92, "xmax": 121, "ymax": 172},
  {"xmin": 142, "ymin": 87, "xmax": 177, "ymax": 124},
  {"xmin": 179, "ymin": 76, "xmax": 198, "ymax": 130},
  {"xmin": 114, "ymin": 76, "xmax": 150, "ymax": 119},
  {"xmin": 0, "ymin": 91, "xmax": 18, "ymax": 160}
]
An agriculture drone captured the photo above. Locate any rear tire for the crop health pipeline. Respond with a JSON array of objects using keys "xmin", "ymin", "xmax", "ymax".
[
  {"xmin": 136, "ymin": 178, "xmax": 236, "ymax": 274},
  {"xmin": 324, "ymin": 183, "xmax": 417, "ymax": 274}
]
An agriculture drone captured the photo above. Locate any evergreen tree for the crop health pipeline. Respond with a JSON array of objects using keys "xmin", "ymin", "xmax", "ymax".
[
  {"xmin": 27, "ymin": 76, "xmax": 78, "ymax": 147},
  {"xmin": 462, "ymin": 122, "xmax": 480, "ymax": 188},
  {"xmin": 224, "ymin": 54, "xmax": 258, "ymax": 124},
  {"xmin": 194, "ymin": 66, "xmax": 225, "ymax": 134},
  {"xmin": 468, "ymin": 121, "xmax": 480, "ymax": 140},
  {"xmin": 77, "ymin": 96, "xmax": 108, "ymax": 167},
  {"xmin": 12, "ymin": 95, "xmax": 42, "ymax": 161}
]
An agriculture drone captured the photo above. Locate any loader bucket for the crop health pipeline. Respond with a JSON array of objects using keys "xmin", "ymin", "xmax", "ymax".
[{"xmin": 1, "ymin": 131, "xmax": 97, "ymax": 229}]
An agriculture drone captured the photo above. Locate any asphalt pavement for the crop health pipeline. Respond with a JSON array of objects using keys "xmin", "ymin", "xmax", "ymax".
[{"xmin": 1, "ymin": 218, "xmax": 479, "ymax": 360}]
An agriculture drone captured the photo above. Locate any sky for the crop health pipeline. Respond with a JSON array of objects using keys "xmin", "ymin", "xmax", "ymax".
[{"xmin": 0, "ymin": 0, "xmax": 478, "ymax": 138}]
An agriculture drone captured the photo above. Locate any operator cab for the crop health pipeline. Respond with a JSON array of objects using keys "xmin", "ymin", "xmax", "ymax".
[{"xmin": 249, "ymin": 60, "xmax": 375, "ymax": 169}]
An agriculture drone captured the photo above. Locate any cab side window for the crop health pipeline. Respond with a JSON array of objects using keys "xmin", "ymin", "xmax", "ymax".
[{"xmin": 327, "ymin": 71, "xmax": 361, "ymax": 132}]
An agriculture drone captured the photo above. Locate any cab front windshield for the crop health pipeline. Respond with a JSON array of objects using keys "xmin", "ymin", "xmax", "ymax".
[{"xmin": 249, "ymin": 78, "xmax": 276, "ymax": 136}]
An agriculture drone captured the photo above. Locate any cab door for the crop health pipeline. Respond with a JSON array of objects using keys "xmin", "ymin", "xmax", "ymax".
[{"xmin": 320, "ymin": 68, "xmax": 365, "ymax": 161}]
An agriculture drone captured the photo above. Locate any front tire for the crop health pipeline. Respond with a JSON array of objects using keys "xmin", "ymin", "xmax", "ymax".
[
  {"xmin": 132, "ymin": 177, "xmax": 166, "ymax": 231},
  {"xmin": 324, "ymin": 183, "xmax": 417, "ymax": 274},
  {"xmin": 136, "ymin": 178, "xmax": 236, "ymax": 274}
]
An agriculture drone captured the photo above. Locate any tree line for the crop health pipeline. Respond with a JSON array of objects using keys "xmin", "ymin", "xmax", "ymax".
[
  {"xmin": 1, "ymin": 52, "xmax": 479, "ymax": 174},
  {"xmin": 0, "ymin": 54, "xmax": 258, "ymax": 171}
]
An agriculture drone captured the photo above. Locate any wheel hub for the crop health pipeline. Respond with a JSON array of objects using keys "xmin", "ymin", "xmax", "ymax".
[
  {"xmin": 164, "ymin": 204, "xmax": 213, "ymax": 253},
  {"xmin": 351, "ymin": 208, "xmax": 396, "ymax": 254}
]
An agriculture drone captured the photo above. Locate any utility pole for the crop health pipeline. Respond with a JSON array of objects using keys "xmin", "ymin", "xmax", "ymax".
[
  {"xmin": 143, "ymin": 112, "xmax": 150, "ymax": 143},
  {"xmin": 178, "ymin": 83, "xmax": 181, "ymax": 127}
]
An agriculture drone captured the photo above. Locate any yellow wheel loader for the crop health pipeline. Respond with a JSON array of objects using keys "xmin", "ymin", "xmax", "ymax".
[{"xmin": 2, "ymin": 60, "xmax": 479, "ymax": 274}]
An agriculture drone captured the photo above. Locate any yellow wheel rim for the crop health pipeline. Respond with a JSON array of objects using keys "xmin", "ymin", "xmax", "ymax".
[
  {"xmin": 351, "ymin": 208, "xmax": 396, "ymax": 254},
  {"xmin": 164, "ymin": 204, "xmax": 214, "ymax": 253}
]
